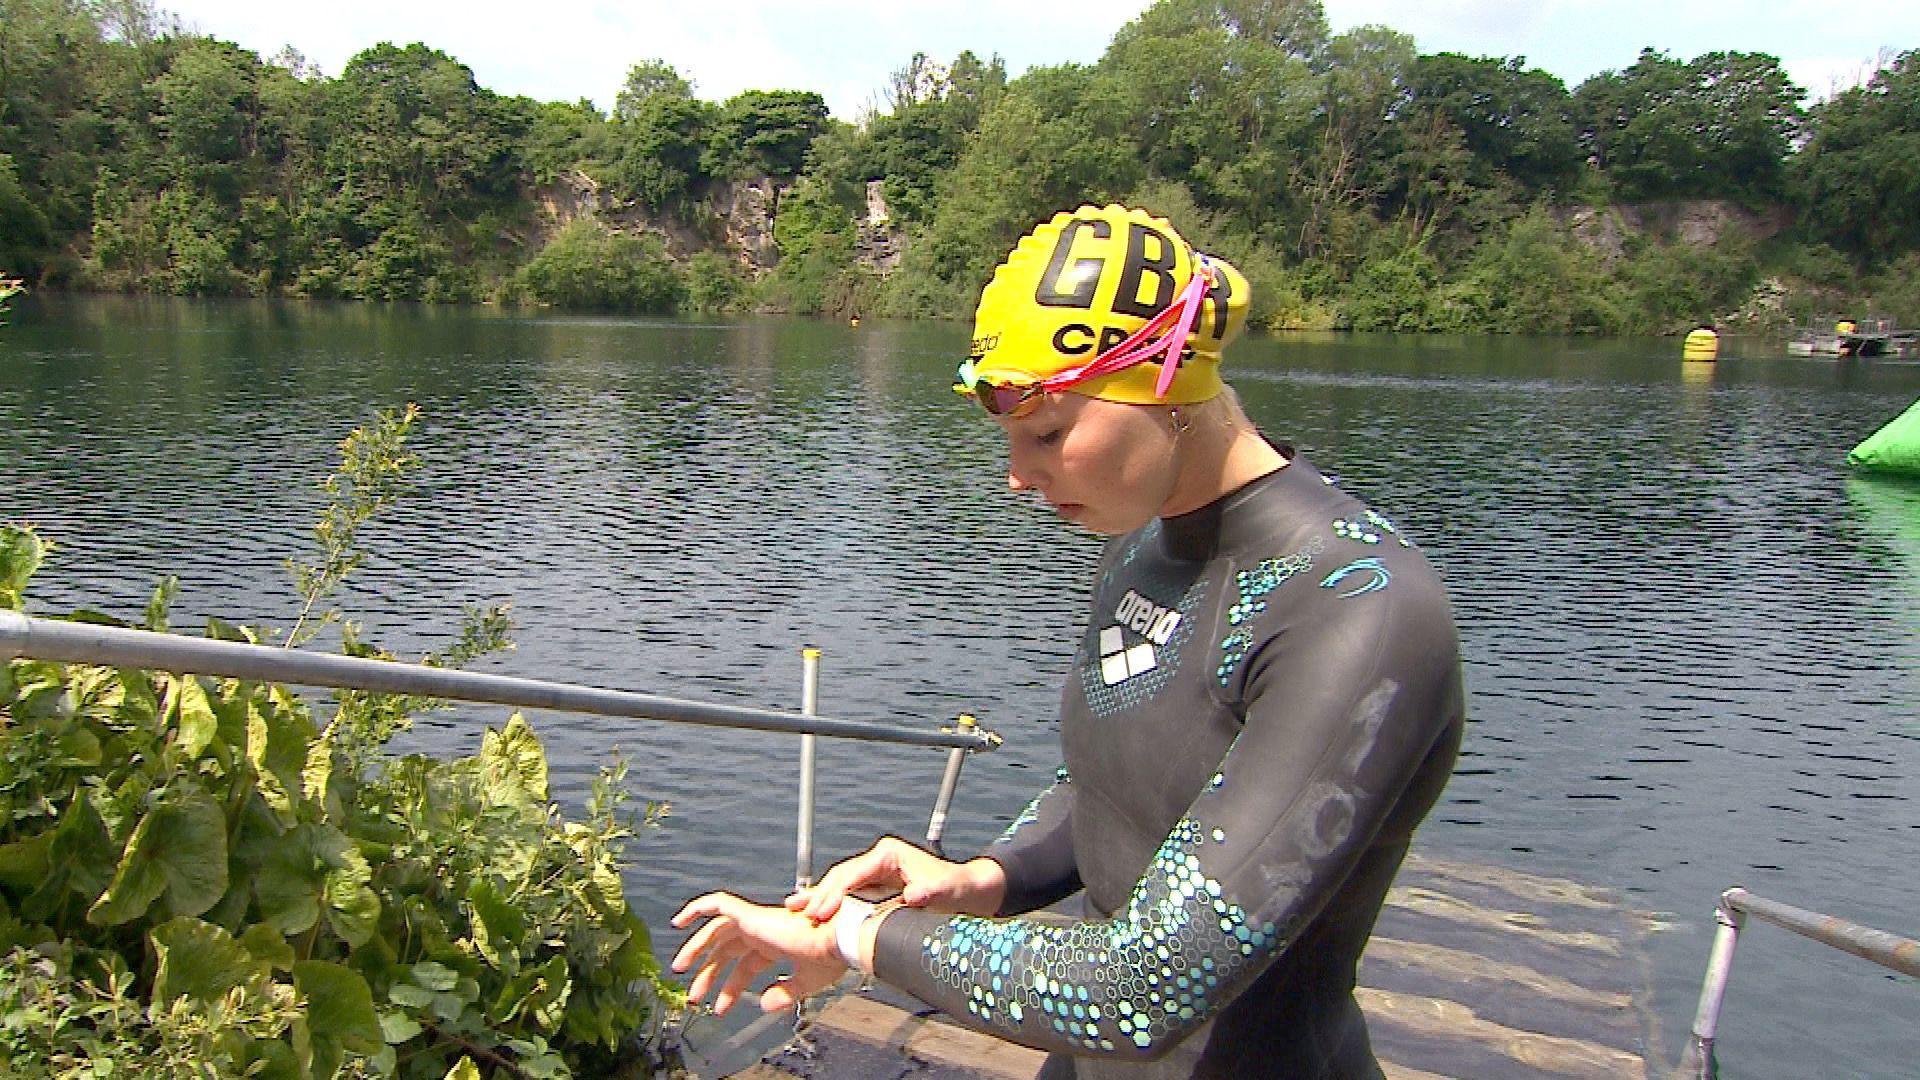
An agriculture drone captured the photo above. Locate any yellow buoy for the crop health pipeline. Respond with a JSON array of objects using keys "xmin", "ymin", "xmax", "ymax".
[{"xmin": 1683, "ymin": 326, "xmax": 1719, "ymax": 362}]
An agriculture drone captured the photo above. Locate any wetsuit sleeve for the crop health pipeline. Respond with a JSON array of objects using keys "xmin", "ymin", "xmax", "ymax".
[
  {"xmin": 982, "ymin": 766, "xmax": 1081, "ymax": 915},
  {"xmin": 869, "ymin": 566, "xmax": 1460, "ymax": 1060}
]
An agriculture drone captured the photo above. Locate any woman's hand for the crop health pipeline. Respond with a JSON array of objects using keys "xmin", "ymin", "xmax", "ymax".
[
  {"xmin": 670, "ymin": 892, "xmax": 846, "ymax": 1015},
  {"xmin": 786, "ymin": 835, "xmax": 1007, "ymax": 922}
]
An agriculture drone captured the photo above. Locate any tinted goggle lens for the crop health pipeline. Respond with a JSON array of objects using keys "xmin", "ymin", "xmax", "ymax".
[{"xmin": 974, "ymin": 381, "xmax": 1039, "ymax": 416}]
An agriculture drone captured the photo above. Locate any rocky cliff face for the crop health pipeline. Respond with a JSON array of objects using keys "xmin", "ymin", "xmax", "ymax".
[
  {"xmin": 532, "ymin": 172, "xmax": 909, "ymax": 280},
  {"xmin": 854, "ymin": 179, "xmax": 905, "ymax": 274},
  {"xmin": 531, "ymin": 171, "xmax": 783, "ymax": 272},
  {"xmin": 1560, "ymin": 200, "xmax": 1792, "ymax": 262}
]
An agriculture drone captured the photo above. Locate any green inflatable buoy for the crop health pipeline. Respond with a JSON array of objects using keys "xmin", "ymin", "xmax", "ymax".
[{"xmin": 1849, "ymin": 398, "xmax": 1920, "ymax": 476}]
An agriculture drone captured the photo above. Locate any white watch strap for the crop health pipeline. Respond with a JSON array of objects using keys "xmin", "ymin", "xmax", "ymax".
[{"xmin": 833, "ymin": 897, "xmax": 876, "ymax": 969}]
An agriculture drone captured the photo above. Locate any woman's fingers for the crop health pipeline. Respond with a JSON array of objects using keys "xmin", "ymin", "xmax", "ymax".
[
  {"xmin": 760, "ymin": 962, "xmax": 844, "ymax": 1013},
  {"xmin": 713, "ymin": 949, "xmax": 771, "ymax": 1015},
  {"xmin": 670, "ymin": 909, "xmax": 739, "ymax": 973},
  {"xmin": 672, "ymin": 890, "xmax": 742, "ymax": 928},
  {"xmin": 684, "ymin": 952, "xmax": 725, "ymax": 1003},
  {"xmin": 677, "ymin": 920, "xmax": 777, "ymax": 1015},
  {"xmin": 800, "ymin": 847, "xmax": 902, "ymax": 920},
  {"xmin": 673, "ymin": 891, "xmax": 848, "ymax": 1014},
  {"xmin": 682, "ymin": 935, "xmax": 739, "ymax": 1000}
]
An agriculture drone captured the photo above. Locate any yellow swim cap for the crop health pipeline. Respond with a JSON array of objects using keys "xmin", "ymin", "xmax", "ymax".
[{"xmin": 966, "ymin": 205, "xmax": 1249, "ymax": 406}]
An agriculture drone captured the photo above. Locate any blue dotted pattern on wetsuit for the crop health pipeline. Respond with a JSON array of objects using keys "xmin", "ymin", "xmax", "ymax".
[
  {"xmin": 1215, "ymin": 539, "xmax": 1322, "ymax": 687},
  {"xmin": 1331, "ymin": 508, "xmax": 1412, "ymax": 548},
  {"xmin": 915, "ymin": 819, "xmax": 1283, "ymax": 1053},
  {"xmin": 992, "ymin": 766, "xmax": 1070, "ymax": 846}
]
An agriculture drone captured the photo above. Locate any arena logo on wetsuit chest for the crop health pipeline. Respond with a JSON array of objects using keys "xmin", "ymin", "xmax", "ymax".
[
  {"xmin": 1100, "ymin": 590, "xmax": 1182, "ymax": 686},
  {"xmin": 1034, "ymin": 217, "xmax": 1234, "ymax": 359}
]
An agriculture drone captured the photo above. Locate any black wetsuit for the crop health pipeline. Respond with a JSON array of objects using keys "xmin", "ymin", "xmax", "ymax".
[{"xmin": 872, "ymin": 453, "xmax": 1465, "ymax": 1078}]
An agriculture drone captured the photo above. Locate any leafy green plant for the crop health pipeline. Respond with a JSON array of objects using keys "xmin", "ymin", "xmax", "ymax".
[
  {"xmin": 289, "ymin": 403, "xmax": 422, "ymax": 647},
  {"xmin": 0, "ymin": 409, "xmax": 682, "ymax": 1079},
  {"xmin": 0, "ymin": 275, "xmax": 22, "ymax": 325}
]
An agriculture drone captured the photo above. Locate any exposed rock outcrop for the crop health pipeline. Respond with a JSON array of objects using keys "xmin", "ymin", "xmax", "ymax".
[
  {"xmin": 529, "ymin": 170, "xmax": 784, "ymax": 274},
  {"xmin": 854, "ymin": 179, "xmax": 905, "ymax": 274},
  {"xmin": 1560, "ymin": 200, "xmax": 1791, "ymax": 262}
]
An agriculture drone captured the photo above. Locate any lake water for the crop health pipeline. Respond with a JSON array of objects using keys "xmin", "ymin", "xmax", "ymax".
[{"xmin": 3, "ymin": 296, "xmax": 1917, "ymax": 1078}]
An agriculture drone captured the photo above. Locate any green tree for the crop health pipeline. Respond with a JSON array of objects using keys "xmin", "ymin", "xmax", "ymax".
[
  {"xmin": 1295, "ymin": 25, "xmax": 1414, "ymax": 263},
  {"xmin": 1793, "ymin": 50, "xmax": 1920, "ymax": 266},
  {"xmin": 1574, "ymin": 48, "xmax": 1802, "ymax": 202},
  {"xmin": 866, "ymin": 51, "xmax": 1007, "ymax": 224},
  {"xmin": 1460, "ymin": 208, "xmax": 1620, "ymax": 333},
  {"xmin": 1400, "ymin": 53, "xmax": 1580, "ymax": 193},
  {"xmin": 683, "ymin": 250, "xmax": 751, "ymax": 312},
  {"xmin": 0, "ymin": 153, "xmax": 53, "ymax": 276},
  {"xmin": 0, "ymin": 0, "xmax": 136, "ymax": 277},
  {"xmin": 327, "ymin": 43, "xmax": 526, "ymax": 217},
  {"xmin": 610, "ymin": 95, "xmax": 714, "ymax": 212},
  {"xmin": 614, "ymin": 58, "xmax": 693, "ymax": 120},
  {"xmin": 1379, "ymin": 108, "xmax": 1479, "ymax": 244},
  {"xmin": 1111, "ymin": 0, "xmax": 1330, "ymax": 63},
  {"xmin": 763, "ymin": 176, "xmax": 867, "ymax": 314},
  {"xmin": 521, "ymin": 97, "xmax": 611, "ymax": 185},
  {"xmin": 288, "ymin": 42, "xmax": 530, "ymax": 299},
  {"xmin": 885, "ymin": 64, "xmax": 1144, "ymax": 318},
  {"xmin": 154, "ymin": 38, "xmax": 259, "ymax": 171},
  {"xmin": 1870, "ymin": 251, "xmax": 1920, "ymax": 324},
  {"xmin": 704, "ymin": 89, "xmax": 830, "ymax": 183},
  {"xmin": 1102, "ymin": 0, "xmax": 1331, "ymax": 236},
  {"xmin": 1346, "ymin": 244, "xmax": 1442, "ymax": 331}
]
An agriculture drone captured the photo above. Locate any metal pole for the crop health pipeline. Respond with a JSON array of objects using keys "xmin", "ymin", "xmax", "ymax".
[
  {"xmin": 1681, "ymin": 886, "xmax": 1920, "ymax": 1079},
  {"xmin": 0, "ymin": 612, "xmax": 995, "ymax": 751},
  {"xmin": 924, "ymin": 714, "xmax": 978, "ymax": 855},
  {"xmin": 1724, "ymin": 887, "xmax": 1920, "ymax": 977},
  {"xmin": 795, "ymin": 647, "xmax": 821, "ymax": 890},
  {"xmin": 1684, "ymin": 890, "xmax": 1746, "ymax": 1079}
]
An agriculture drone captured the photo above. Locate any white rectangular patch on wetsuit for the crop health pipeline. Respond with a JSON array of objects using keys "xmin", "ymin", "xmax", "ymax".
[
  {"xmin": 1099, "ymin": 627, "xmax": 1128, "ymax": 684},
  {"xmin": 1099, "ymin": 626, "xmax": 1158, "ymax": 685}
]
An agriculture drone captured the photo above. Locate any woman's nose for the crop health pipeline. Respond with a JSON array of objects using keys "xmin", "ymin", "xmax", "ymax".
[{"xmin": 1007, "ymin": 466, "xmax": 1030, "ymax": 492}]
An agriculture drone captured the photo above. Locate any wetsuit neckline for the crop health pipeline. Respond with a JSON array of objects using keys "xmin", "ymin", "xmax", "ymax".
[{"xmin": 1159, "ymin": 443, "xmax": 1310, "ymax": 562}]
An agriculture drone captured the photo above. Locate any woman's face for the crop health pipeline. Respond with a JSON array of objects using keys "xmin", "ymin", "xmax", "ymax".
[{"xmin": 997, "ymin": 393, "xmax": 1180, "ymax": 535}]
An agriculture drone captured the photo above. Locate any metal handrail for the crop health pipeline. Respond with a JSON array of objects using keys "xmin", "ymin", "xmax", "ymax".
[
  {"xmin": 0, "ymin": 611, "xmax": 999, "ymax": 751},
  {"xmin": 2, "ymin": 609, "xmax": 1007, "ymax": 918},
  {"xmin": 1682, "ymin": 886, "xmax": 1920, "ymax": 1077}
]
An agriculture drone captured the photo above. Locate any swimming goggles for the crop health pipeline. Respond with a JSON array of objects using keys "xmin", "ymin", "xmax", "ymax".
[{"xmin": 955, "ymin": 261, "xmax": 1218, "ymax": 417}]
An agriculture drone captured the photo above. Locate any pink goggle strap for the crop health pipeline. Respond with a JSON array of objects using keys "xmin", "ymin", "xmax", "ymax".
[{"xmin": 1041, "ymin": 264, "xmax": 1214, "ymax": 400}]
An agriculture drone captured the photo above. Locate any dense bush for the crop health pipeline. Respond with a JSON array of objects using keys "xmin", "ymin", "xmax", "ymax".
[
  {"xmin": 0, "ymin": 409, "xmax": 682, "ymax": 1078},
  {"xmin": 681, "ymin": 251, "xmax": 752, "ymax": 313},
  {"xmin": 518, "ymin": 220, "xmax": 686, "ymax": 313}
]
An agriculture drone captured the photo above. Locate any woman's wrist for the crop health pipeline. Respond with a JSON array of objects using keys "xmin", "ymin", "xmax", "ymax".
[
  {"xmin": 856, "ymin": 898, "xmax": 905, "ymax": 974},
  {"xmin": 961, "ymin": 857, "xmax": 1009, "ymax": 916},
  {"xmin": 831, "ymin": 897, "xmax": 875, "ymax": 969}
]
